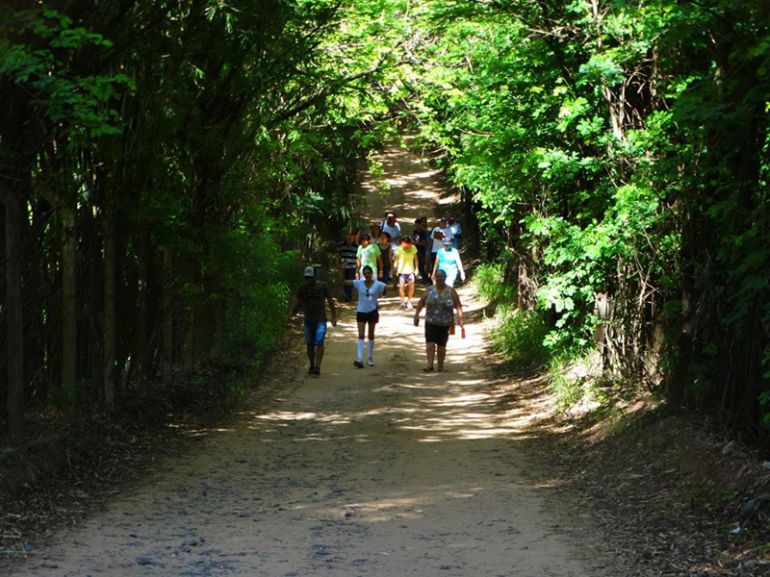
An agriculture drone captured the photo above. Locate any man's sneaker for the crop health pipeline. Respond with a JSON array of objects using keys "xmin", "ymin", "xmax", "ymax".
[
  {"xmin": 367, "ymin": 359, "xmax": 374, "ymax": 367},
  {"xmin": 406, "ymin": 301, "xmax": 414, "ymax": 311},
  {"xmin": 308, "ymin": 366, "xmax": 315, "ymax": 374},
  {"xmin": 353, "ymin": 360, "xmax": 364, "ymax": 368},
  {"xmin": 312, "ymin": 366, "xmax": 321, "ymax": 375}
]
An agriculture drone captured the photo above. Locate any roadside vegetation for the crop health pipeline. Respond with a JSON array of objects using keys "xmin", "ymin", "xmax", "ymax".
[
  {"xmin": 2, "ymin": 2, "xmax": 770, "ymax": 571},
  {"xmin": 2, "ymin": 0, "xmax": 769, "ymax": 476}
]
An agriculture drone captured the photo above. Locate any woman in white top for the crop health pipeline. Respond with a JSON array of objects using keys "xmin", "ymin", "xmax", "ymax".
[{"xmin": 345, "ymin": 265, "xmax": 387, "ymax": 367}]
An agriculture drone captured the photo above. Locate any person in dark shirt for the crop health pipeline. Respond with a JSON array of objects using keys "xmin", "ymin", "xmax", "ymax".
[
  {"xmin": 289, "ymin": 266, "xmax": 337, "ymax": 376},
  {"xmin": 378, "ymin": 232, "xmax": 393, "ymax": 284},
  {"xmin": 337, "ymin": 232, "xmax": 358, "ymax": 302},
  {"xmin": 412, "ymin": 217, "xmax": 429, "ymax": 284}
]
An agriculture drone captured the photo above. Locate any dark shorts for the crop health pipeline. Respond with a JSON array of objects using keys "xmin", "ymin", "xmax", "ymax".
[
  {"xmin": 304, "ymin": 321, "xmax": 327, "ymax": 346},
  {"xmin": 356, "ymin": 310, "xmax": 379, "ymax": 324},
  {"xmin": 425, "ymin": 322, "xmax": 450, "ymax": 346}
]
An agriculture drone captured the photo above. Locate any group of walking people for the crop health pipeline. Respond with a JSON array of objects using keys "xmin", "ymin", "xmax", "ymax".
[{"xmin": 291, "ymin": 211, "xmax": 466, "ymax": 375}]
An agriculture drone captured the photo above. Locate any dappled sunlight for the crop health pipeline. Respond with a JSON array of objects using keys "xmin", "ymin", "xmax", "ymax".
[
  {"xmin": 278, "ymin": 486, "xmax": 489, "ymax": 525},
  {"xmin": 243, "ymin": 377, "xmax": 535, "ymax": 443}
]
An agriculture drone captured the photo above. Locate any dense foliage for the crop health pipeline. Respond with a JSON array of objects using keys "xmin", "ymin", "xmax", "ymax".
[
  {"xmin": 409, "ymin": 0, "xmax": 770, "ymax": 445},
  {"xmin": 0, "ymin": 0, "xmax": 400, "ymax": 438},
  {"xmin": 3, "ymin": 0, "xmax": 769, "ymax": 450}
]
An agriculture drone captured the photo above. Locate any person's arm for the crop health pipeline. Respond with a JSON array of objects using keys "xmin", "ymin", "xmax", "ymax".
[
  {"xmin": 431, "ymin": 254, "xmax": 438, "ymax": 279},
  {"xmin": 412, "ymin": 250, "xmax": 419, "ymax": 274},
  {"xmin": 451, "ymin": 289, "xmax": 464, "ymax": 326},
  {"xmin": 413, "ymin": 292, "xmax": 428, "ymax": 326},
  {"xmin": 338, "ymin": 252, "xmax": 346, "ymax": 283},
  {"xmin": 355, "ymin": 250, "xmax": 362, "ymax": 279},
  {"xmin": 327, "ymin": 295, "xmax": 337, "ymax": 327},
  {"xmin": 288, "ymin": 291, "xmax": 300, "ymax": 318},
  {"xmin": 392, "ymin": 249, "xmax": 399, "ymax": 277},
  {"xmin": 376, "ymin": 255, "xmax": 383, "ymax": 278},
  {"xmin": 455, "ymin": 251, "xmax": 466, "ymax": 282}
]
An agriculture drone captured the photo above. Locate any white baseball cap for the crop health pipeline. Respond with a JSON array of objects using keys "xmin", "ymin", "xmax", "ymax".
[{"xmin": 303, "ymin": 266, "xmax": 315, "ymax": 277}]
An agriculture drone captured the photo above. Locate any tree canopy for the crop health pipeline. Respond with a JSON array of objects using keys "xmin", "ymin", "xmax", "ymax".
[{"xmin": 2, "ymin": 0, "xmax": 769, "ymax": 448}]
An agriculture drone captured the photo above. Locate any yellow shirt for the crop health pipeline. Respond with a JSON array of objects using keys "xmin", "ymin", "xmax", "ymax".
[{"xmin": 394, "ymin": 245, "xmax": 418, "ymax": 274}]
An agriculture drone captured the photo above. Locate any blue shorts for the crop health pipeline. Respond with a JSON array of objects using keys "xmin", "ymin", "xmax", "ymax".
[{"xmin": 304, "ymin": 321, "xmax": 327, "ymax": 346}]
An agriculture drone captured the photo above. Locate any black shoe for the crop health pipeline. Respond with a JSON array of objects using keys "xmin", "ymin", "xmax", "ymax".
[
  {"xmin": 312, "ymin": 366, "xmax": 321, "ymax": 375},
  {"xmin": 308, "ymin": 366, "xmax": 315, "ymax": 374},
  {"xmin": 353, "ymin": 361, "xmax": 364, "ymax": 368}
]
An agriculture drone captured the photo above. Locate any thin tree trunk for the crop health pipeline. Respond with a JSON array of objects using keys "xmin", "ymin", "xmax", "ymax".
[
  {"xmin": 2, "ymin": 190, "xmax": 25, "ymax": 440},
  {"xmin": 103, "ymin": 199, "xmax": 117, "ymax": 411},
  {"xmin": 161, "ymin": 247, "xmax": 174, "ymax": 382},
  {"xmin": 61, "ymin": 202, "xmax": 78, "ymax": 413},
  {"xmin": 135, "ymin": 231, "xmax": 150, "ymax": 384}
]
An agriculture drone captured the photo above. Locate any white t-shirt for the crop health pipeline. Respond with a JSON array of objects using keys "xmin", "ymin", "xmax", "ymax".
[
  {"xmin": 353, "ymin": 279, "xmax": 387, "ymax": 313},
  {"xmin": 381, "ymin": 221, "xmax": 401, "ymax": 249},
  {"xmin": 431, "ymin": 226, "xmax": 454, "ymax": 252}
]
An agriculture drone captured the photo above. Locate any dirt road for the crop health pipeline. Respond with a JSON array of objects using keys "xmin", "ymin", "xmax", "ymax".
[{"xmin": 6, "ymin": 143, "xmax": 614, "ymax": 577}]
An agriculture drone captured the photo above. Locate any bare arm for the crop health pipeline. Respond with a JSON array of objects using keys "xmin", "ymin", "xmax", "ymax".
[
  {"xmin": 455, "ymin": 251, "xmax": 466, "ymax": 282},
  {"xmin": 288, "ymin": 294, "xmax": 299, "ymax": 318},
  {"xmin": 451, "ymin": 289, "xmax": 464, "ymax": 327},
  {"xmin": 327, "ymin": 296, "xmax": 337, "ymax": 326},
  {"xmin": 413, "ymin": 292, "xmax": 429, "ymax": 326}
]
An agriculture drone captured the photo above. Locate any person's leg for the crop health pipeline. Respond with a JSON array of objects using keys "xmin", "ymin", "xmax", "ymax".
[
  {"xmin": 313, "ymin": 323, "xmax": 327, "ymax": 373},
  {"xmin": 436, "ymin": 345, "xmax": 447, "ymax": 371},
  {"xmin": 355, "ymin": 321, "xmax": 365, "ymax": 367},
  {"xmin": 407, "ymin": 277, "xmax": 415, "ymax": 307},
  {"xmin": 398, "ymin": 277, "xmax": 406, "ymax": 306},
  {"xmin": 344, "ymin": 268, "xmax": 355, "ymax": 301},
  {"xmin": 304, "ymin": 323, "xmax": 315, "ymax": 372},
  {"xmin": 366, "ymin": 320, "xmax": 376, "ymax": 365},
  {"xmin": 306, "ymin": 346, "xmax": 315, "ymax": 371},
  {"xmin": 425, "ymin": 342, "xmax": 436, "ymax": 370}
]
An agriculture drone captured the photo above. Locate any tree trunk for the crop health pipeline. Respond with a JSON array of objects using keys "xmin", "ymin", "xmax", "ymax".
[
  {"xmin": 2, "ymin": 190, "xmax": 25, "ymax": 440},
  {"xmin": 61, "ymin": 202, "xmax": 78, "ymax": 414},
  {"xmin": 161, "ymin": 247, "xmax": 174, "ymax": 382},
  {"xmin": 135, "ymin": 231, "xmax": 150, "ymax": 384},
  {"xmin": 102, "ymin": 200, "xmax": 117, "ymax": 411}
]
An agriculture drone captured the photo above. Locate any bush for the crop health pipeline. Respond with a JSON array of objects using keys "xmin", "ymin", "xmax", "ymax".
[
  {"xmin": 491, "ymin": 305, "xmax": 548, "ymax": 367},
  {"xmin": 472, "ymin": 262, "xmax": 515, "ymax": 303}
]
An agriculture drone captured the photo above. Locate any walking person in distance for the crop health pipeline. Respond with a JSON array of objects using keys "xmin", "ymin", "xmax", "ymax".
[
  {"xmin": 356, "ymin": 233, "xmax": 383, "ymax": 280},
  {"xmin": 337, "ymin": 231, "xmax": 358, "ymax": 302},
  {"xmin": 413, "ymin": 269, "xmax": 464, "ymax": 372},
  {"xmin": 431, "ymin": 238, "xmax": 466, "ymax": 287},
  {"xmin": 394, "ymin": 236, "xmax": 419, "ymax": 310},
  {"xmin": 344, "ymin": 265, "xmax": 387, "ymax": 368},
  {"xmin": 289, "ymin": 266, "xmax": 337, "ymax": 376}
]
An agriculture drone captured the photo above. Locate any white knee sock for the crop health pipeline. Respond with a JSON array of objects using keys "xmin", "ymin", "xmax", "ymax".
[
  {"xmin": 357, "ymin": 339, "xmax": 364, "ymax": 362},
  {"xmin": 367, "ymin": 339, "xmax": 375, "ymax": 361}
]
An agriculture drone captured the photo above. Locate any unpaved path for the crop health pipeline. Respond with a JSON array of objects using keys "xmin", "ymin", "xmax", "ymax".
[{"xmin": 6, "ymin": 143, "xmax": 615, "ymax": 577}]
